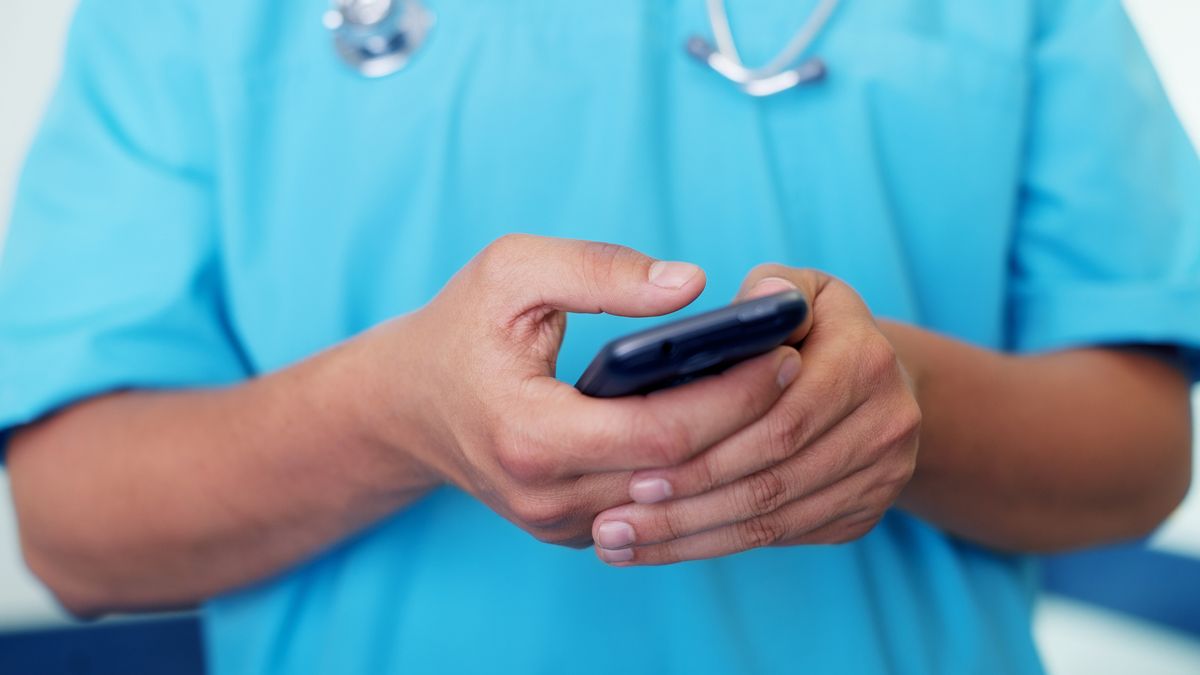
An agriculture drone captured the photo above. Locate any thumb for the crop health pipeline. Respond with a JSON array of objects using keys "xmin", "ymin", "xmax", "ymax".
[
  {"xmin": 478, "ymin": 234, "xmax": 706, "ymax": 318},
  {"xmin": 734, "ymin": 264, "xmax": 829, "ymax": 344}
]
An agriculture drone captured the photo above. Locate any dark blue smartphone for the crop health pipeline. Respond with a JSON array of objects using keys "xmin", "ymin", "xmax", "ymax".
[{"xmin": 575, "ymin": 290, "xmax": 808, "ymax": 398}]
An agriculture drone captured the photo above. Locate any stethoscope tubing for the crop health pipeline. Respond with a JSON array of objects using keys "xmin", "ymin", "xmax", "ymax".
[
  {"xmin": 704, "ymin": 0, "xmax": 841, "ymax": 80},
  {"xmin": 327, "ymin": 0, "xmax": 842, "ymax": 96}
]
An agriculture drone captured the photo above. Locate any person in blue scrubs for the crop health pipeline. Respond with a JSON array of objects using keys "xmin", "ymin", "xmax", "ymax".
[{"xmin": 2, "ymin": 1, "xmax": 1199, "ymax": 673}]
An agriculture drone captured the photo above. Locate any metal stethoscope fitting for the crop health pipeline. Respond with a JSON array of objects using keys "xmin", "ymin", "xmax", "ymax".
[
  {"xmin": 324, "ymin": 0, "xmax": 434, "ymax": 78},
  {"xmin": 686, "ymin": 0, "xmax": 842, "ymax": 97},
  {"xmin": 324, "ymin": 0, "xmax": 841, "ymax": 97}
]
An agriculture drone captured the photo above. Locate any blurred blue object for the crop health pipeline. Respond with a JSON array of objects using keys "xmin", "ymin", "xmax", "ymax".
[
  {"xmin": 1043, "ymin": 541, "xmax": 1200, "ymax": 637},
  {"xmin": 0, "ymin": 616, "xmax": 204, "ymax": 675}
]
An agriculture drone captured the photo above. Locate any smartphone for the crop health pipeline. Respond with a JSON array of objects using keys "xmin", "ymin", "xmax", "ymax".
[{"xmin": 575, "ymin": 290, "xmax": 808, "ymax": 398}]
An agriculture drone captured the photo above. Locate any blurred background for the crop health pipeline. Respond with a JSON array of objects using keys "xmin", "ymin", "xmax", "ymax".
[{"xmin": 1, "ymin": 1, "xmax": 1198, "ymax": 673}]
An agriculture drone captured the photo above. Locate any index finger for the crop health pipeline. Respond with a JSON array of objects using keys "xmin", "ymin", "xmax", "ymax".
[{"xmin": 524, "ymin": 345, "xmax": 801, "ymax": 476}]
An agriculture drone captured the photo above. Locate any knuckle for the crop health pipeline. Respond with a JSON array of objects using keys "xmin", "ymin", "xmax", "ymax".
[
  {"xmin": 744, "ymin": 468, "xmax": 789, "ymax": 517},
  {"xmin": 508, "ymin": 493, "xmax": 570, "ymax": 532},
  {"xmin": 737, "ymin": 514, "xmax": 788, "ymax": 550},
  {"xmin": 763, "ymin": 409, "xmax": 804, "ymax": 463},
  {"xmin": 489, "ymin": 232, "xmax": 532, "ymax": 256},
  {"xmin": 884, "ymin": 454, "xmax": 918, "ymax": 490},
  {"xmin": 815, "ymin": 501, "xmax": 845, "ymax": 528},
  {"xmin": 495, "ymin": 440, "xmax": 553, "ymax": 484},
  {"xmin": 806, "ymin": 516, "xmax": 877, "ymax": 546},
  {"xmin": 879, "ymin": 398, "xmax": 923, "ymax": 453},
  {"xmin": 563, "ymin": 535, "xmax": 596, "ymax": 550},
  {"xmin": 659, "ymin": 452, "xmax": 717, "ymax": 499},
  {"xmin": 837, "ymin": 517, "xmax": 881, "ymax": 544},
  {"xmin": 527, "ymin": 526, "xmax": 560, "ymax": 545},
  {"xmin": 641, "ymin": 541, "xmax": 677, "ymax": 566},
  {"xmin": 476, "ymin": 234, "xmax": 528, "ymax": 276},
  {"xmin": 580, "ymin": 242, "xmax": 634, "ymax": 290},
  {"xmin": 691, "ymin": 454, "xmax": 719, "ymax": 495},
  {"xmin": 825, "ymin": 277, "xmax": 864, "ymax": 309},
  {"xmin": 899, "ymin": 400, "xmax": 923, "ymax": 442},
  {"xmin": 657, "ymin": 508, "xmax": 687, "ymax": 543},
  {"xmin": 534, "ymin": 526, "xmax": 590, "ymax": 548},
  {"xmin": 860, "ymin": 334, "xmax": 898, "ymax": 380}
]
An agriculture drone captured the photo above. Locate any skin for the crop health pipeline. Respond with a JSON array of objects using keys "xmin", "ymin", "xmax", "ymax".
[
  {"xmin": 590, "ymin": 267, "xmax": 1193, "ymax": 564},
  {"xmin": 6, "ymin": 235, "xmax": 1193, "ymax": 617}
]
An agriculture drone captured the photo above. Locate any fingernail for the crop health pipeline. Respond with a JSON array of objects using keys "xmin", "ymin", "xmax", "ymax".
[
  {"xmin": 630, "ymin": 478, "xmax": 673, "ymax": 504},
  {"xmin": 777, "ymin": 354, "xmax": 801, "ymax": 389},
  {"xmin": 598, "ymin": 546, "xmax": 635, "ymax": 564},
  {"xmin": 754, "ymin": 276, "xmax": 797, "ymax": 295},
  {"xmin": 649, "ymin": 261, "xmax": 701, "ymax": 289},
  {"xmin": 596, "ymin": 521, "xmax": 636, "ymax": 549}
]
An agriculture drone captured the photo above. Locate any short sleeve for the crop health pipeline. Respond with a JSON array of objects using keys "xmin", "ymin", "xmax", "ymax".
[
  {"xmin": 0, "ymin": 0, "xmax": 249, "ymax": 456},
  {"xmin": 1009, "ymin": 0, "xmax": 1200, "ymax": 378}
]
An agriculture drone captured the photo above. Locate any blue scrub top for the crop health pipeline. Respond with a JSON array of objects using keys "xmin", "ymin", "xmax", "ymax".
[{"xmin": 3, "ymin": 0, "xmax": 1199, "ymax": 673}]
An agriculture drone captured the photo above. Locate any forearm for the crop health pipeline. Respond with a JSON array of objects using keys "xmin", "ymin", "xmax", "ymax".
[
  {"xmin": 7, "ymin": 325, "xmax": 438, "ymax": 617},
  {"xmin": 883, "ymin": 321, "xmax": 1193, "ymax": 552}
]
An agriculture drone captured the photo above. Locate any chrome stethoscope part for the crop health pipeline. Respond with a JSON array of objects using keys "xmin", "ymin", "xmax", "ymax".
[
  {"xmin": 687, "ymin": 0, "xmax": 842, "ymax": 97},
  {"xmin": 324, "ymin": 0, "xmax": 434, "ymax": 78},
  {"xmin": 324, "ymin": 0, "xmax": 841, "ymax": 97}
]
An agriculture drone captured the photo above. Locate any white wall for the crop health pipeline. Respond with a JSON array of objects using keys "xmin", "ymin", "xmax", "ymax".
[
  {"xmin": 0, "ymin": 2, "xmax": 1198, "ymax": 669},
  {"xmin": 0, "ymin": 0, "xmax": 78, "ymax": 629},
  {"xmin": 0, "ymin": 0, "xmax": 77, "ymax": 254},
  {"xmin": 1127, "ymin": 0, "xmax": 1200, "ymax": 561}
]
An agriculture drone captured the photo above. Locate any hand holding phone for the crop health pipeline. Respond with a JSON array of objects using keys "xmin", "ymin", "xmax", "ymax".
[{"xmin": 587, "ymin": 268, "xmax": 920, "ymax": 568}]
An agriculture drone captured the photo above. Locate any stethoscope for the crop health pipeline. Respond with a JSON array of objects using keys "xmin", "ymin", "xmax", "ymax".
[
  {"xmin": 323, "ymin": 0, "xmax": 434, "ymax": 79},
  {"xmin": 326, "ymin": 0, "xmax": 841, "ymax": 97}
]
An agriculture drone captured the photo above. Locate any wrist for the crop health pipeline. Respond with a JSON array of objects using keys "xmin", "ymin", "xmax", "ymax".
[
  {"xmin": 877, "ymin": 320, "xmax": 928, "ymax": 403},
  {"xmin": 877, "ymin": 320, "xmax": 936, "ymax": 516},
  {"xmin": 304, "ymin": 320, "xmax": 445, "ymax": 499}
]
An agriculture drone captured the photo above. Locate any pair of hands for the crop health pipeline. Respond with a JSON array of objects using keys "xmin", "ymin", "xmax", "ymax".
[{"xmin": 365, "ymin": 235, "xmax": 921, "ymax": 565}]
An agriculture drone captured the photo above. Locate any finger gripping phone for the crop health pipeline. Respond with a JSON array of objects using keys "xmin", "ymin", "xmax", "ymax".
[{"xmin": 575, "ymin": 290, "xmax": 808, "ymax": 398}]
